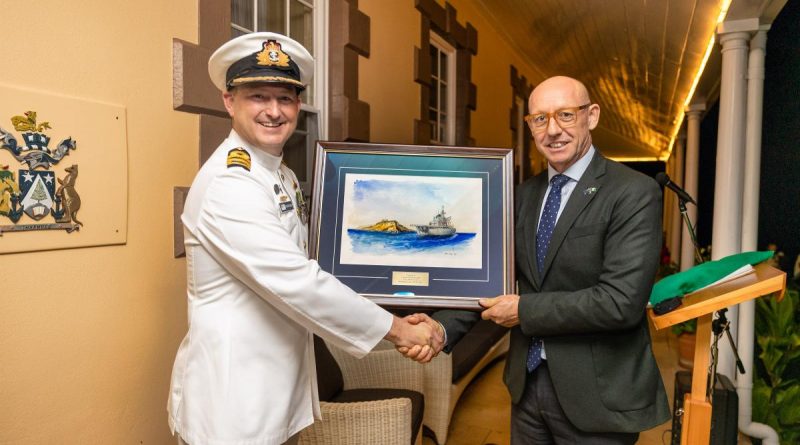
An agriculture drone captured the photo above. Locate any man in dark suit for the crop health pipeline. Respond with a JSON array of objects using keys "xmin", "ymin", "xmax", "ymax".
[{"xmin": 429, "ymin": 76, "xmax": 670, "ymax": 444}]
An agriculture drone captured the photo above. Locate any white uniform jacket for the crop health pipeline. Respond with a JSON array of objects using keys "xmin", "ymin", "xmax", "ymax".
[{"xmin": 168, "ymin": 130, "xmax": 394, "ymax": 445}]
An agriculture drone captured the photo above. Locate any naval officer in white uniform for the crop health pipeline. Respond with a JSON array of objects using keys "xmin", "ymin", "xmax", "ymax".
[{"xmin": 168, "ymin": 32, "xmax": 443, "ymax": 445}]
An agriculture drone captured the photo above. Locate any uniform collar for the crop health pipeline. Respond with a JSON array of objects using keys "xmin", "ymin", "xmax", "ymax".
[{"xmin": 227, "ymin": 129, "xmax": 284, "ymax": 172}]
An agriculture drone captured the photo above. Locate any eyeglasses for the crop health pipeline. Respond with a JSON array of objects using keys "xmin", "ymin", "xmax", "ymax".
[{"xmin": 524, "ymin": 104, "xmax": 591, "ymax": 132}]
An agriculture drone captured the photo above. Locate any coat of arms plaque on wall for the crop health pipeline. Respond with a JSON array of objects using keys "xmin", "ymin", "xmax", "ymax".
[{"xmin": 0, "ymin": 111, "xmax": 82, "ymax": 234}]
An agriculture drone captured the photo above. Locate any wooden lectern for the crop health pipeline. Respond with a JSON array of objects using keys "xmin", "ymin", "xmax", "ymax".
[{"xmin": 648, "ymin": 263, "xmax": 786, "ymax": 445}]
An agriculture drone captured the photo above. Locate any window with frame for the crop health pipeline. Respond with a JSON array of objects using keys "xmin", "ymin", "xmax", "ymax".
[
  {"xmin": 428, "ymin": 33, "xmax": 456, "ymax": 145},
  {"xmin": 230, "ymin": 0, "xmax": 321, "ymax": 193}
]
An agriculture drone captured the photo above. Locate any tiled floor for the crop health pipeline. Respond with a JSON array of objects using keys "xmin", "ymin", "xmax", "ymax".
[{"xmin": 422, "ymin": 325, "xmax": 682, "ymax": 445}]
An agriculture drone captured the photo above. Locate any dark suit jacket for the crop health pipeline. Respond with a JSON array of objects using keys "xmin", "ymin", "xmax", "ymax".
[{"xmin": 508, "ymin": 152, "xmax": 670, "ymax": 433}]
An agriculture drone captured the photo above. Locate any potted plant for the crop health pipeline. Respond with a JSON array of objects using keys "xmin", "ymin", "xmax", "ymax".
[{"xmin": 752, "ymin": 288, "xmax": 800, "ymax": 443}]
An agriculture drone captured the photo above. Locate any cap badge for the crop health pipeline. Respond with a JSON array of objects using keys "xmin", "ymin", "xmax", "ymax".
[
  {"xmin": 257, "ymin": 40, "xmax": 291, "ymax": 68},
  {"xmin": 226, "ymin": 148, "xmax": 251, "ymax": 171}
]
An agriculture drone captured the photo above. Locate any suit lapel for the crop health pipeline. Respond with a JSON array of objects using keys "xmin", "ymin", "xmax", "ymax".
[
  {"xmin": 540, "ymin": 153, "xmax": 607, "ymax": 280},
  {"xmin": 522, "ymin": 174, "xmax": 548, "ymax": 288}
]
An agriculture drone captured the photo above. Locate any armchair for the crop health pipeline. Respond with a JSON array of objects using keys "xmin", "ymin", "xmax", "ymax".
[
  {"xmin": 298, "ymin": 336, "xmax": 425, "ymax": 445},
  {"xmin": 329, "ymin": 320, "xmax": 509, "ymax": 444}
]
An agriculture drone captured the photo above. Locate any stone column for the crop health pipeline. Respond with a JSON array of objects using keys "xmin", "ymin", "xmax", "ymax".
[
  {"xmin": 681, "ymin": 104, "xmax": 705, "ymax": 271},
  {"xmin": 741, "ymin": 29, "xmax": 768, "ymax": 252},
  {"xmin": 712, "ymin": 21, "xmax": 756, "ymax": 379},
  {"xmin": 669, "ymin": 132, "xmax": 685, "ymax": 267}
]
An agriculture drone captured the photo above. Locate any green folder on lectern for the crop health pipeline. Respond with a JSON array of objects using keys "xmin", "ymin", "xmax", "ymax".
[{"xmin": 650, "ymin": 250, "xmax": 774, "ymax": 306}]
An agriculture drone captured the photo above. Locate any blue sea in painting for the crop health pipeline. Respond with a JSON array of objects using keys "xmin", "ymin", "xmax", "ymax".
[{"xmin": 347, "ymin": 229, "xmax": 476, "ymax": 254}]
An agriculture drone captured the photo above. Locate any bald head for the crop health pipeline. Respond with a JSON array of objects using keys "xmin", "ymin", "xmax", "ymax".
[{"xmin": 530, "ymin": 76, "xmax": 591, "ymax": 108}]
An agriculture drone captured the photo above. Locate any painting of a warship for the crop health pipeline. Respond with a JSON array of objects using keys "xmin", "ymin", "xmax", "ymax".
[
  {"xmin": 413, "ymin": 206, "xmax": 456, "ymax": 237},
  {"xmin": 339, "ymin": 174, "xmax": 483, "ymax": 268},
  {"xmin": 345, "ymin": 204, "xmax": 474, "ymax": 257}
]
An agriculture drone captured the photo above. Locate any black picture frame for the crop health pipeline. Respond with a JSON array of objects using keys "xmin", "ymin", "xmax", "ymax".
[{"xmin": 309, "ymin": 142, "xmax": 514, "ymax": 310}]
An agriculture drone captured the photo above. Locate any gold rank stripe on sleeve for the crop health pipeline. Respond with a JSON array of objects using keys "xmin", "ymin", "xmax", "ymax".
[{"xmin": 226, "ymin": 148, "xmax": 251, "ymax": 171}]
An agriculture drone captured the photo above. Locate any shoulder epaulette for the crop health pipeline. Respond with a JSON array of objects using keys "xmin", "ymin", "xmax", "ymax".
[{"xmin": 227, "ymin": 148, "xmax": 251, "ymax": 171}]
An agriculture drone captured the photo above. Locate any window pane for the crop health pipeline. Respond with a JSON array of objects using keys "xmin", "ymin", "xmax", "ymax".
[
  {"xmin": 283, "ymin": 132, "xmax": 307, "ymax": 181},
  {"xmin": 429, "ymin": 45, "xmax": 438, "ymax": 78},
  {"xmin": 295, "ymin": 110, "xmax": 308, "ymax": 131},
  {"xmin": 430, "ymin": 121, "xmax": 436, "ymax": 140},
  {"xmin": 289, "ymin": 0, "xmax": 313, "ymax": 54},
  {"xmin": 440, "ymin": 50, "xmax": 447, "ymax": 80},
  {"xmin": 259, "ymin": 0, "xmax": 286, "ymax": 33},
  {"xmin": 232, "ymin": 0, "xmax": 254, "ymax": 30},
  {"xmin": 429, "ymin": 36, "xmax": 453, "ymax": 144},
  {"xmin": 300, "ymin": 86, "xmax": 313, "ymax": 108},
  {"xmin": 429, "ymin": 109, "xmax": 438, "ymax": 123},
  {"xmin": 231, "ymin": 27, "xmax": 248, "ymax": 38}
]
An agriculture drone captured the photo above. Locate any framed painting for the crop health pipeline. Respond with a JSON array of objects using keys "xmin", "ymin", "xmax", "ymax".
[{"xmin": 309, "ymin": 142, "xmax": 514, "ymax": 309}]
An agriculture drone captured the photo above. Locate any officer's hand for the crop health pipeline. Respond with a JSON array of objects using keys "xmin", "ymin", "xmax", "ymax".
[
  {"xmin": 385, "ymin": 315, "xmax": 437, "ymax": 363},
  {"xmin": 396, "ymin": 313, "xmax": 445, "ymax": 363},
  {"xmin": 384, "ymin": 316, "xmax": 434, "ymax": 348}
]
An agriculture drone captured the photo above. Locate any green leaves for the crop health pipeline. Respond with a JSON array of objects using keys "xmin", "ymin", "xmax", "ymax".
[
  {"xmin": 776, "ymin": 385, "xmax": 800, "ymax": 426},
  {"xmin": 753, "ymin": 289, "xmax": 800, "ymax": 443},
  {"xmin": 756, "ymin": 291, "xmax": 797, "ymax": 338},
  {"xmin": 757, "ymin": 334, "xmax": 800, "ymax": 386},
  {"xmin": 752, "ymin": 379, "xmax": 777, "ymax": 429}
]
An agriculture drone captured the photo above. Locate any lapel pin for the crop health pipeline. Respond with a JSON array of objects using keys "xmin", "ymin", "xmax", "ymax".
[{"xmin": 583, "ymin": 187, "xmax": 598, "ymax": 196}]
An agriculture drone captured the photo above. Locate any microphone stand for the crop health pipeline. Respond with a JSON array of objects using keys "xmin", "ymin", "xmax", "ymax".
[
  {"xmin": 675, "ymin": 196, "xmax": 746, "ymax": 400},
  {"xmin": 678, "ymin": 197, "xmax": 704, "ymax": 265},
  {"xmin": 708, "ymin": 308, "xmax": 747, "ymax": 400}
]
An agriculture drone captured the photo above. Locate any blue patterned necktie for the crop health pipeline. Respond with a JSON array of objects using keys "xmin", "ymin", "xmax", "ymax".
[{"xmin": 527, "ymin": 173, "xmax": 571, "ymax": 373}]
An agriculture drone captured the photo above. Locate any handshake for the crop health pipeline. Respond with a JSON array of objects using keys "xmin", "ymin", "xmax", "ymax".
[
  {"xmin": 384, "ymin": 313, "xmax": 446, "ymax": 364},
  {"xmin": 382, "ymin": 294, "xmax": 521, "ymax": 364}
]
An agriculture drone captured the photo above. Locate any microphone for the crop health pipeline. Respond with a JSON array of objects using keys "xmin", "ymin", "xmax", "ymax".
[{"xmin": 655, "ymin": 172, "xmax": 696, "ymax": 205}]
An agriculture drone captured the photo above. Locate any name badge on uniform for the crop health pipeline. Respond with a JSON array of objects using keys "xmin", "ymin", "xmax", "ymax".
[{"xmin": 279, "ymin": 200, "xmax": 295, "ymax": 214}]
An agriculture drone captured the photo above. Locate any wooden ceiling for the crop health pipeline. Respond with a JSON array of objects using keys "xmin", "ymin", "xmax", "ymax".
[{"xmin": 474, "ymin": 0, "xmax": 786, "ymax": 160}]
